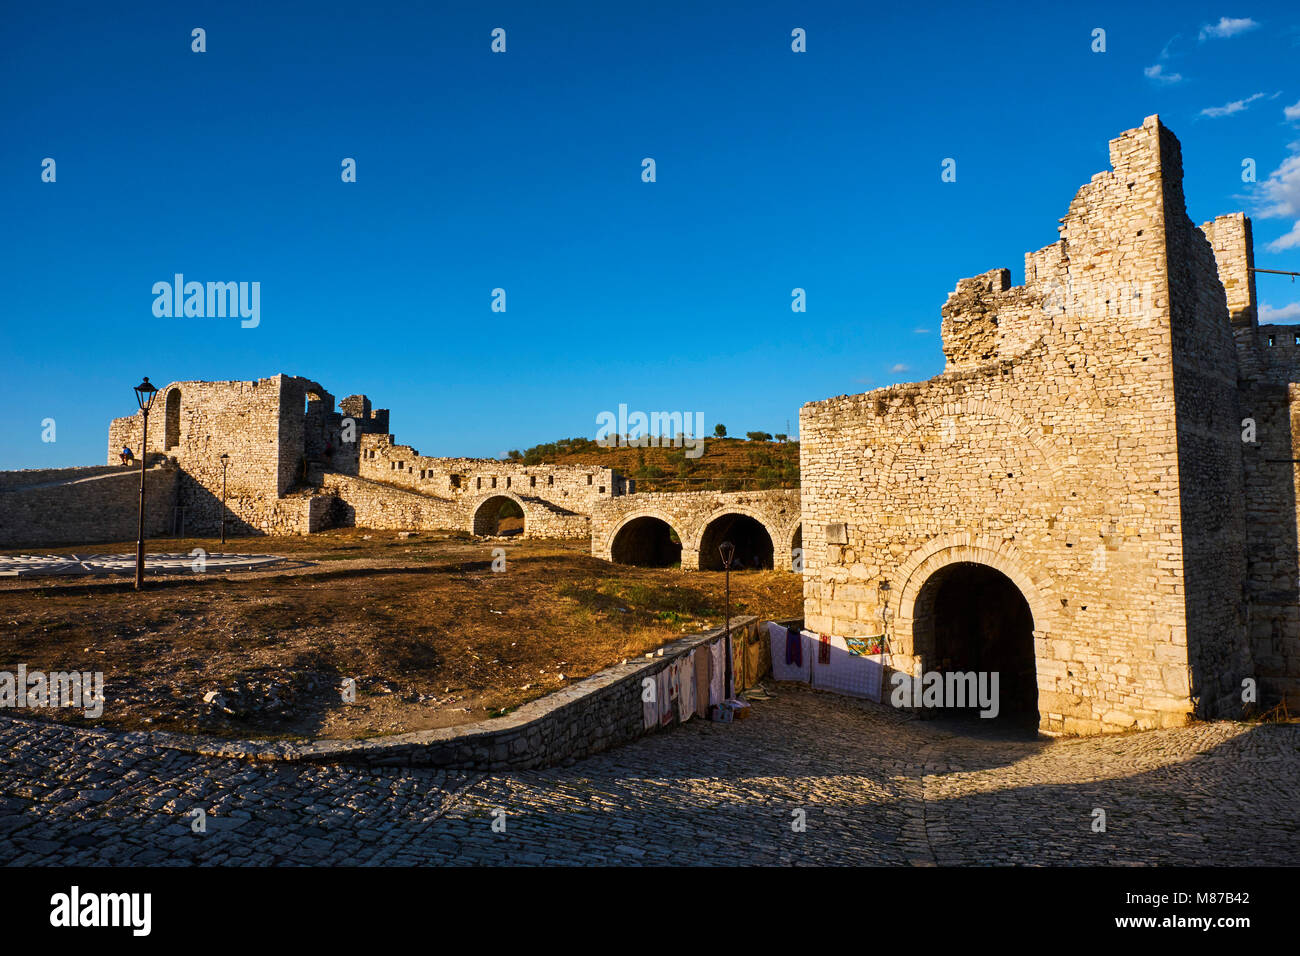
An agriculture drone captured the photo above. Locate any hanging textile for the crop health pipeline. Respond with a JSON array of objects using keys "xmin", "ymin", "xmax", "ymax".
[
  {"xmin": 642, "ymin": 670, "xmax": 658, "ymax": 729},
  {"xmin": 658, "ymin": 668, "xmax": 674, "ymax": 727},
  {"xmin": 709, "ymin": 640, "xmax": 726, "ymax": 706},
  {"xmin": 694, "ymin": 646, "xmax": 710, "ymax": 718},
  {"xmin": 678, "ymin": 654, "xmax": 696, "ymax": 722},
  {"xmin": 769, "ymin": 622, "xmax": 807, "ymax": 682}
]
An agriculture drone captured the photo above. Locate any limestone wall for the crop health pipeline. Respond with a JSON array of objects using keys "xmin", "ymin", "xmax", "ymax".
[
  {"xmin": 160, "ymin": 618, "xmax": 763, "ymax": 771},
  {"xmin": 318, "ymin": 473, "xmax": 463, "ymax": 533},
  {"xmin": 0, "ymin": 465, "xmax": 178, "ymax": 548},
  {"xmin": 801, "ymin": 116, "xmax": 1198, "ymax": 735},
  {"xmin": 1204, "ymin": 215, "xmax": 1300, "ymax": 707},
  {"xmin": 356, "ymin": 434, "xmax": 626, "ymax": 538},
  {"xmin": 1164, "ymin": 139, "xmax": 1253, "ymax": 718},
  {"xmin": 591, "ymin": 488, "xmax": 801, "ymax": 570}
]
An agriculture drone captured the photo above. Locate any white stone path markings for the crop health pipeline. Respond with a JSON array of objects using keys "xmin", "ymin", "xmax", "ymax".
[{"xmin": 0, "ymin": 553, "xmax": 287, "ymax": 577}]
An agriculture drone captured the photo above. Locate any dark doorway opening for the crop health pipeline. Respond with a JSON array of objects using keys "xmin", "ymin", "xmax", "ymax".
[
  {"xmin": 611, "ymin": 516, "xmax": 681, "ymax": 567},
  {"xmin": 915, "ymin": 562, "xmax": 1038, "ymax": 725},
  {"xmin": 698, "ymin": 514, "xmax": 774, "ymax": 570}
]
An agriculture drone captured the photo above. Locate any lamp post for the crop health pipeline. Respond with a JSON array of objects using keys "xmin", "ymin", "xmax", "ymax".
[
  {"xmin": 219, "ymin": 453, "xmax": 230, "ymax": 547},
  {"xmin": 719, "ymin": 540, "xmax": 735, "ymax": 699},
  {"xmin": 133, "ymin": 377, "xmax": 159, "ymax": 590}
]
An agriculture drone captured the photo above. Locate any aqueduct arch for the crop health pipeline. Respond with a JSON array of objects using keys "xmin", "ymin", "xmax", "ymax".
[
  {"xmin": 695, "ymin": 508, "xmax": 777, "ymax": 570},
  {"xmin": 592, "ymin": 489, "xmax": 801, "ymax": 572},
  {"xmin": 608, "ymin": 512, "xmax": 684, "ymax": 567},
  {"xmin": 471, "ymin": 493, "xmax": 527, "ymax": 536}
]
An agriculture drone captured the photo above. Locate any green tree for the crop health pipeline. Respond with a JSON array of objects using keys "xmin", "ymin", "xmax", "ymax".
[{"xmin": 713, "ymin": 423, "xmax": 727, "ymax": 437}]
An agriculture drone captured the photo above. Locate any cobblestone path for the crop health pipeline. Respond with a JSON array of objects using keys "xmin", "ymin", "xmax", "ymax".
[{"xmin": 1, "ymin": 688, "xmax": 1295, "ymax": 865}]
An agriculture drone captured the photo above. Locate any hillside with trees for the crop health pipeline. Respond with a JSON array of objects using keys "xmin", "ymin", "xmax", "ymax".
[{"xmin": 505, "ymin": 431, "xmax": 799, "ymax": 492}]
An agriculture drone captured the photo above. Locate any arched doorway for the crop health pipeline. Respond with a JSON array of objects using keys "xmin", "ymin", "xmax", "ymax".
[
  {"xmin": 912, "ymin": 562, "xmax": 1038, "ymax": 723},
  {"xmin": 611, "ymin": 516, "xmax": 682, "ymax": 567},
  {"xmin": 473, "ymin": 495, "xmax": 524, "ymax": 536},
  {"xmin": 164, "ymin": 388, "xmax": 181, "ymax": 450},
  {"xmin": 790, "ymin": 524, "xmax": 803, "ymax": 572},
  {"xmin": 698, "ymin": 513, "xmax": 774, "ymax": 570}
]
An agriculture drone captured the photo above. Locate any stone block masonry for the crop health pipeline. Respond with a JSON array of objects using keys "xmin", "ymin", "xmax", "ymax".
[
  {"xmin": 0, "ymin": 465, "xmax": 178, "ymax": 548},
  {"xmin": 592, "ymin": 489, "xmax": 801, "ymax": 570},
  {"xmin": 800, "ymin": 116, "xmax": 1299, "ymax": 733}
]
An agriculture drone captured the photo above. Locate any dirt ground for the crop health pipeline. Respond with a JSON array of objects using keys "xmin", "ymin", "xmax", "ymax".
[{"xmin": 0, "ymin": 531, "xmax": 801, "ymax": 740}]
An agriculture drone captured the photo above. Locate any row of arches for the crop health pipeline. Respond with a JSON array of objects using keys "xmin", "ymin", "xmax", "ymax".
[
  {"xmin": 608, "ymin": 513, "xmax": 800, "ymax": 571},
  {"xmin": 475, "ymin": 493, "xmax": 1043, "ymax": 722}
]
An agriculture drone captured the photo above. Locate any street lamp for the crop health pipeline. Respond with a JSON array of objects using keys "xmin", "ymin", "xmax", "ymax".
[
  {"xmin": 219, "ymin": 453, "xmax": 230, "ymax": 547},
  {"xmin": 133, "ymin": 377, "xmax": 159, "ymax": 590},
  {"xmin": 719, "ymin": 540, "xmax": 735, "ymax": 699}
]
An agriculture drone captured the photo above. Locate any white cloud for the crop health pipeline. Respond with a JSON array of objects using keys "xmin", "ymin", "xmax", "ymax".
[
  {"xmin": 889, "ymin": 363, "xmax": 910, "ymax": 374},
  {"xmin": 1199, "ymin": 17, "xmax": 1260, "ymax": 41},
  {"xmin": 1144, "ymin": 64, "xmax": 1184, "ymax": 84},
  {"xmin": 1201, "ymin": 92, "xmax": 1267, "ymax": 117},
  {"xmin": 1253, "ymin": 150, "xmax": 1300, "ymax": 220},
  {"xmin": 1285, "ymin": 98, "xmax": 1300, "ymax": 122},
  {"xmin": 1266, "ymin": 220, "xmax": 1300, "ymax": 251},
  {"xmin": 913, "ymin": 327, "xmax": 930, "ymax": 334},
  {"xmin": 1260, "ymin": 302, "xmax": 1300, "ymax": 322},
  {"xmin": 1247, "ymin": 148, "xmax": 1300, "ymax": 252}
]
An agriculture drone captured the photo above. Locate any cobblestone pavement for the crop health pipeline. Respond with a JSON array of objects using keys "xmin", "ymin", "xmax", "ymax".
[{"xmin": 0, "ymin": 687, "xmax": 1295, "ymax": 865}]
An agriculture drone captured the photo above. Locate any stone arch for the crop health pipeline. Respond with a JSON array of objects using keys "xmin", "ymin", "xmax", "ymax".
[
  {"xmin": 891, "ymin": 536, "xmax": 1054, "ymax": 720},
  {"xmin": 605, "ymin": 510, "xmax": 685, "ymax": 558},
  {"xmin": 909, "ymin": 562, "xmax": 1040, "ymax": 722},
  {"xmin": 164, "ymin": 387, "xmax": 182, "ymax": 451},
  {"xmin": 789, "ymin": 522, "xmax": 803, "ymax": 572},
  {"xmin": 608, "ymin": 513, "xmax": 684, "ymax": 567},
  {"xmin": 471, "ymin": 493, "xmax": 527, "ymax": 536},
  {"xmin": 894, "ymin": 535, "xmax": 1053, "ymax": 643},
  {"xmin": 696, "ymin": 506, "xmax": 779, "ymax": 570},
  {"xmin": 876, "ymin": 396, "xmax": 1062, "ymax": 481}
]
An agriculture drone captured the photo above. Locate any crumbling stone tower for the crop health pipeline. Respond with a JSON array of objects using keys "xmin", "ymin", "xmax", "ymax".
[{"xmin": 801, "ymin": 116, "xmax": 1298, "ymax": 733}]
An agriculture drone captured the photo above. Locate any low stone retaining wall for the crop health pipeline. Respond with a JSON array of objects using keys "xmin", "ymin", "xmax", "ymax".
[
  {"xmin": 122, "ymin": 616, "xmax": 766, "ymax": 771},
  {"xmin": 0, "ymin": 465, "xmax": 178, "ymax": 548}
]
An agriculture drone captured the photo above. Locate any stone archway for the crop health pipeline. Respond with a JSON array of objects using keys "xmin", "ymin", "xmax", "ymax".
[
  {"xmin": 911, "ymin": 562, "xmax": 1038, "ymax": 722},
  {"xmin": 471, "ymin": 494, "xmax": 526, "ymax": 536},
  {"xmin": 609, "ymin": 514, "xmax": 683, "ymax": 567},
  {"xmin": 697, "ymin": 510, "xmax": 776, "ymax": 570},
  {"xmin": 892, "ymin": 535, "xmax": 1053, "ymax": 726}
]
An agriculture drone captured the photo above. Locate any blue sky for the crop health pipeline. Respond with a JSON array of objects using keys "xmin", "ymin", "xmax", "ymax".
[{"xmin": 4, "ymin": 1, "xmax": 1300, "ymax": 469}]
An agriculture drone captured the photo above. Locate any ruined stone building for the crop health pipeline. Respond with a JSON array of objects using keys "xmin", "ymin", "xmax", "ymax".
[
  {"xmin": 2, "ymin": 370, "xmax": 801, "ymax": 570},
  {"xmin": 800, "ymin": 116, "xmax": 1300, "ymax": 733},
  {"xmin": 4, "ymin": 115, "xmax": 1295, "ymax": 736},
  {"xmin": 94, "ymin": 375, "xmax": 638, "ymax": 541}
]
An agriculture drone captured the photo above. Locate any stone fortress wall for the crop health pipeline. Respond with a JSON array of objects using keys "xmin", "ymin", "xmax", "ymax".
[
  {"xmin": 799, "ymin": 116, "xmax": 1300, "ymax": 732},
  {"xmin": 5, "ymin": 115, "xmax": 1297, "ymax": 734},
  {"xmin": 590, "ymin": 489, "xmax": 801, "ymax": 571},
  {"xmin": 0, "ymin": 465, "xmax": 179, "ymax": 548},
  {"xmin": 3, "ymin": 370, "xmax": 795, "ymax": 554}
]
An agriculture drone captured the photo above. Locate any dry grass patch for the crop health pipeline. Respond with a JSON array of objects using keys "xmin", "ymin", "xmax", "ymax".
[{"xmin": 0, "ymin": 538, "xmax": 800, "ymax": 740}]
